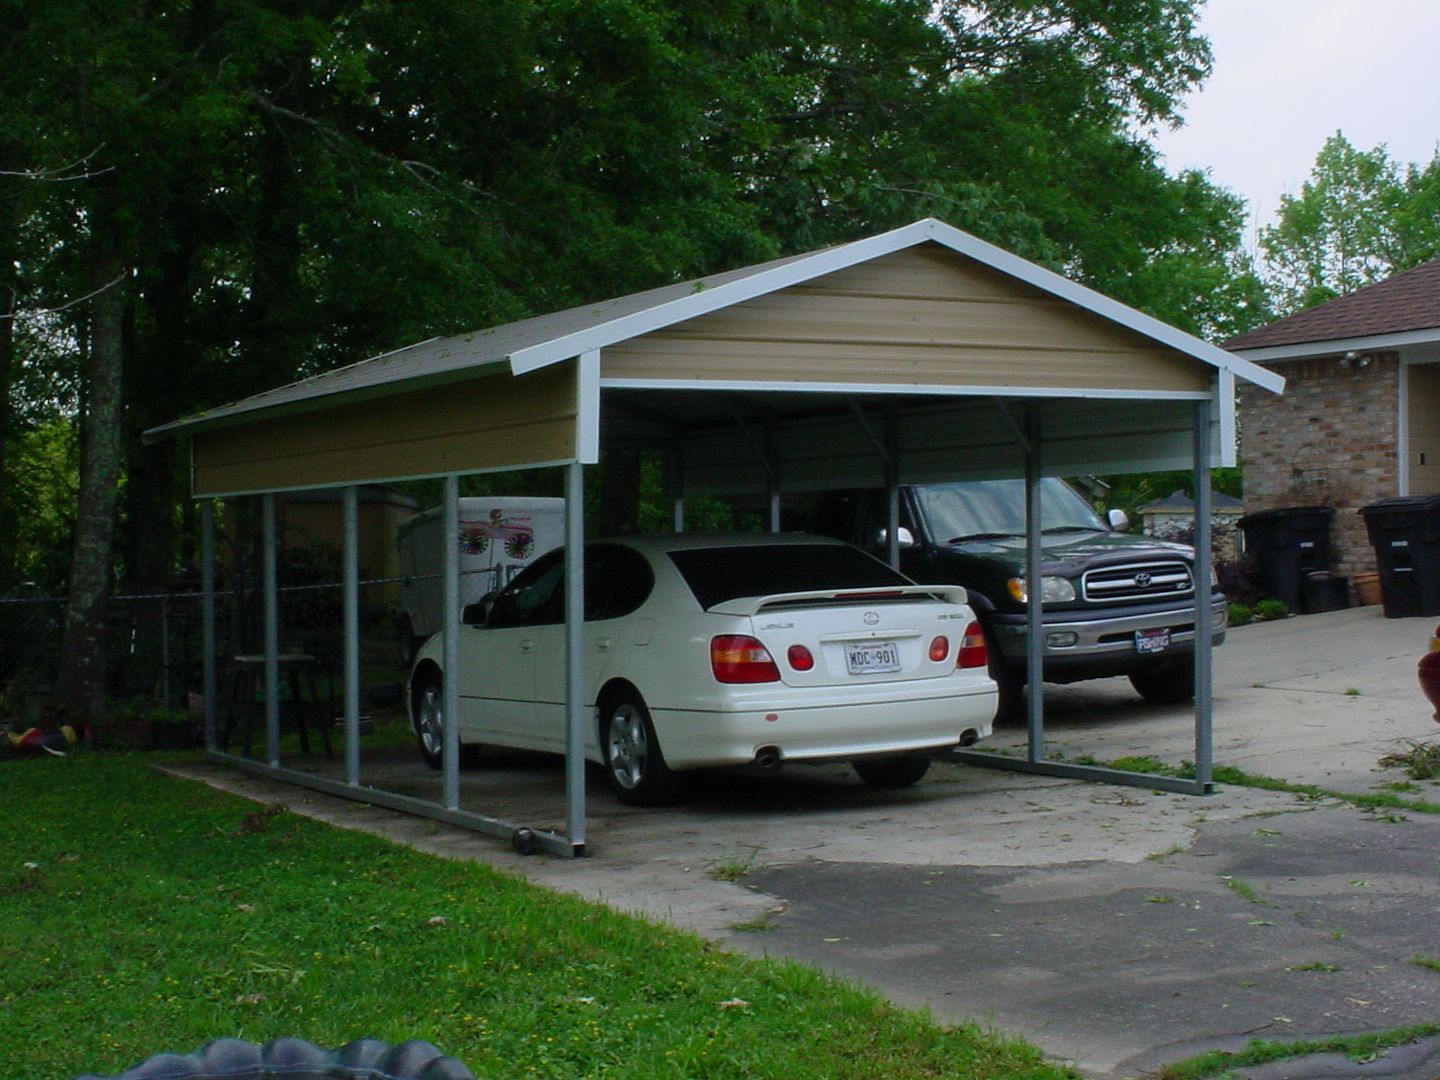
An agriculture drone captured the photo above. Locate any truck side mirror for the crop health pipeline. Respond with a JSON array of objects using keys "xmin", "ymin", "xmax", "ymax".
[
  {"xmin": 874, "ymin": 526, "xmax": 916, "ymax": 549},
  {"xmin": 1107, "ymin": 508, "xmax": 1130, "ymax": 532}
]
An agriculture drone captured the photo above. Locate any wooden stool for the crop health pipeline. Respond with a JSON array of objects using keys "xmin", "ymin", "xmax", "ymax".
[{"xmin": 223, "ymin": 654, "xmax": 333, "ymax": 759}]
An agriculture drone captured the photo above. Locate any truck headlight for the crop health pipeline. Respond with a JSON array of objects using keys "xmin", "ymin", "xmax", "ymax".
[{"xmin": 1006, "ymin": 576, "xmax": 1076, "ymax": 604}]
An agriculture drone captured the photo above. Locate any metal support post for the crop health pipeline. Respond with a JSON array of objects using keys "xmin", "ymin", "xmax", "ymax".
[
  {"xmin": 160, "ymin": 598, "xmax": 172, "ymax": 712},
  {"xmin": 766, "ymin": 422, "xmax": 781, "ymax": 532},
  {"xmin": 667, "ymin": 443, "xmax": 685, "ymax": 534},
  {"xmin": 1193, "ymin": 397, "xmax": 1215, "ymax": 791},
  {"xmin": 342, "ymin": 486, "xmax": 361, "ymax": 787},
  {"xmin": 885, "ymin": 404, "xmax": 901, "ymax": 570},
  {"xmin": 262, "ymin": 493, "xmax": 280, "ymax": 767},
  {"xmin": 564, "ymin": 461, "xmax": 587, "ymax": 854},
  {"xmin": 1024, "ymin": 403, "xmax": 1044, "ymax": 762},
  {"xmin": 442, "ymin": 476, "xmax": 461, "ymax": 810},
  {"xmin": 201, "ymin": 500, "xmax": 217, "ymax": 752}
]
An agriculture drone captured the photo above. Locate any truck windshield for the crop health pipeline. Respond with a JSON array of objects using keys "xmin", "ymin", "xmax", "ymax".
[{"xmin": 914, "ymin": 479, "xmax": 1107, "ymax": 543}]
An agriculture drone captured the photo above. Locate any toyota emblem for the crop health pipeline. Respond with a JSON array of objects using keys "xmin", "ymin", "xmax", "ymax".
[
  {"xmin": 863, "ymin": 611, "xmax": 880, "ymax": 625},
  {"xmin": 1134, "ymin": 572, "xmax": 1153, "ymax": 587}
]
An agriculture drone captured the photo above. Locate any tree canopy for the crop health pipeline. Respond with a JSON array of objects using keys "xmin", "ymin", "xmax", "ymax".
[
  {"xmin": 2, "ymin": 0, "xmax": 1270, "ymax": 719},
  {"xmin": 1260, "ymin": 132, "xmax": 1440, "ymax": 314}
]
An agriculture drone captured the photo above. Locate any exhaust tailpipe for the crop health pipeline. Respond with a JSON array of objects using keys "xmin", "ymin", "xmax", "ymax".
[{"xmin": 753, "ymin": 746, "xmax": 783, "ymax": 771}]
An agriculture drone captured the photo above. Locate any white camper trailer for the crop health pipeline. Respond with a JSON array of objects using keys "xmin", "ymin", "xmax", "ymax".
[{"xmin": 396, "ymin": 497, "xmax": 565, "ymax": 660}]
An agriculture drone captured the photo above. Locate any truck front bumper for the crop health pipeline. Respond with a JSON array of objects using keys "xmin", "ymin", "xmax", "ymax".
[{"xmin": 989, "ymin": 595, "xmax": 1228, "ymax": 680}]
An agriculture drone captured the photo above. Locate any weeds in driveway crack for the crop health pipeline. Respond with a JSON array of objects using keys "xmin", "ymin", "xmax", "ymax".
[
  {"xmin": 1223, "ymin": 876, "xmax": 1265, "ymax": 904},
  {"xmin": 1152, "ymin": 1023, "xmax": 1440, "ymax": 1079}
]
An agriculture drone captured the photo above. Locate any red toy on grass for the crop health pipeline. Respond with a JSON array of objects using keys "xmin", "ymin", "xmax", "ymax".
[{"xmin": 1419, "ymin": 623, "xmax": 1440, "ymax": 722}]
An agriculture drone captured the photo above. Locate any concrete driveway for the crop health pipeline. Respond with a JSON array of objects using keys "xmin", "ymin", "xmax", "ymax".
[{"xmin": 170, "ymin": 606, "xmax": 1440, "ymax": 1079}]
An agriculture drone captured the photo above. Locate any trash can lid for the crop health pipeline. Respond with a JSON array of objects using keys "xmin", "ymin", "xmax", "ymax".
[
  {"xmin": 1359, "ymin": 494, "xmax": 1440, "ymax": 515},
  {"xmin": 1238, "ymin": 506, "xmax": 1334, "ymax": 526}
]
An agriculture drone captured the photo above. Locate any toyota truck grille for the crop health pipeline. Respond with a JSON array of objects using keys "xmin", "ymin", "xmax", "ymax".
[{"xmin": 1082, "ymin": 561, "xmax": 1193, "ymax": 603}]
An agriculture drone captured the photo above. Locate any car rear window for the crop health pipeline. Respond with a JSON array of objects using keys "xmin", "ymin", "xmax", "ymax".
[{"xmin": 668, "ymin": 544, "xmax": 909, "ymax": 609}]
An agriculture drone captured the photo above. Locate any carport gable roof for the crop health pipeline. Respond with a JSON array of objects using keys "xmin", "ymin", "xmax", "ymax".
[{"xmin": 150, "ymin": 217, "xmax": 1281, "ymax": 442}]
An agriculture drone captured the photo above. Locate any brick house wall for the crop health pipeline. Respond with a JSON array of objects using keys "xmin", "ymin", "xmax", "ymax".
[{"xmin": 1237, "ymin": 351, "xmax": 1400, "ymax": 579}]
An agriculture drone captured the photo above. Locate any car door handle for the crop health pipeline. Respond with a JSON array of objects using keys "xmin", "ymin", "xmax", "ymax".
[
  {"xmin": 595, "ymin": 637, "xmax": 611, "ymax": 653},
  {"xmin": 519, "ymin": 639, "xmax": 534, "ymax": 653}
]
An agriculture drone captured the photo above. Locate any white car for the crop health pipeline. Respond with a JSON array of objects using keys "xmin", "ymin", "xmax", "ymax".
[{"xmin": 407, "ymin": 533, "xmax": 997, "ymax": 805}]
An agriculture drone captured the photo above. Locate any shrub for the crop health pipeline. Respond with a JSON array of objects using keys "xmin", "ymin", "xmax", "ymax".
[
  {"xmin": 1227, "ymin": 602, "xmax": 1253, "ymax": 626},
  {"xmin": 1255, "ymin": 599, "xmax": 1290, "ymax": 621}
]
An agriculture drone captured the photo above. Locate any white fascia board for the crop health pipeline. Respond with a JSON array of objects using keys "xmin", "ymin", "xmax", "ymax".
[
  {"xmin": 577, "ymin": 350, "xmax": 601, "ymax": 464},
  {"xmin": 1236, "ymin": 327, "xmax": 1440, "ymax": 364},
  {"xmin": 189, "ymin": 456, "xmax": 580, "ymax": 500},
  {"xmin": 918, "ymin": 220, "xmax": 1288, "ymax": 396},
  {"xmin": 1216, "ymin": 371, "xmax": 1237, "ymax": 469},
  {"xmin": 507, "ymin": 220, "xmax": 937, "ymax": 375},
  {"xmin": 599, "ymin": 377, "xmax": 1213, "ymax": 401}
]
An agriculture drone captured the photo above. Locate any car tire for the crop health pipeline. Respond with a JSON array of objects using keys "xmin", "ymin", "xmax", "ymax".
[
  {"xmin": 1129, "ymin": 658, "xmax": 1196, "ymax": 704},
  {"xmin": 852, "ymin": 753, "xmax": 931, "ymax": 788},
  {"xmin": 601, "ymin": 689, "xmax": 679, "ymax": 806},
  {"xmin": 411, "ymin": 670, "xmax": 479, "ymax": 769}
]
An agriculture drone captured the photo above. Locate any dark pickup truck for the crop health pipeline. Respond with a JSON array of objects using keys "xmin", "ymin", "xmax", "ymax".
[{"xmin": 812, "ymin": 478, "xmax": 1226, "ymax": 712}]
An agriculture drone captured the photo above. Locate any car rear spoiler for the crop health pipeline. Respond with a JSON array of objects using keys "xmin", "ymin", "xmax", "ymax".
[{"xmin": 707, "ymin": 584, "xmax": 969, "ymax": 617}]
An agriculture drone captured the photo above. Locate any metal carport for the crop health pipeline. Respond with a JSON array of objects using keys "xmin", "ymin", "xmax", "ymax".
[{"xmin": 148, "ymin": 217, "xmax": 1284, "ymax": 857}]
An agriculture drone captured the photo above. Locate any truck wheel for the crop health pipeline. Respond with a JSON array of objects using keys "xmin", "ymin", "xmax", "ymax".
[
  {"xmin": 1129, "ymin": 658, "xmax": 1196, "ymax": 704},
  {"xmin": 985, "ymin": 628, "xmax": 1025, "ymax": 722}
]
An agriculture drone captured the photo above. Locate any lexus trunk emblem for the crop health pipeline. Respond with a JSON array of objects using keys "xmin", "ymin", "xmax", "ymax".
[{"xmin": 863, "ymin": 611, "xmax": 880, "ymax": 625}]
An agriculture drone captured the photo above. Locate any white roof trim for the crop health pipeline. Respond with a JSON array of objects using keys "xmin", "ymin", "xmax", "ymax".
[
  {"xmin": 598, "ymin": 377, "xmax": 1213, "ymax": 401},
  {"xmin": 511, "ymin": 217, "xmax": 1285, "ymax": 395},
  {"xmin": 1235, "ymin": 326, "xmax": 1440, "ymax": 363}
]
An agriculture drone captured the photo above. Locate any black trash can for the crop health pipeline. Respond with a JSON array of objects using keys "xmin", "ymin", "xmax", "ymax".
[
  {"xmin": 1359, "ymin": 495, "xmax": 1440, "ymax": 618},
  {"xmin": 1237, "ymin": 507, "xmax": 1335, "ymax": 613}
]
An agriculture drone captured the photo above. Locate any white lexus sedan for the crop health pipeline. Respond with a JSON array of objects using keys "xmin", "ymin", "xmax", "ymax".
[{"xmin": 407, "ymin": 533, "xmax": 997, "ymax": 805}]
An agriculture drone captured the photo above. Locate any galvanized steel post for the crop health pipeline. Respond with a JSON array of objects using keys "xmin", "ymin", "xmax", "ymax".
[
  {"xmin": 442, "ymin": 476, "xmax": 461, "ymax": 810},
  {"xmin": 263, "ymin": 493, "xmax": 280, "ymax": 767},
  {"xmin": 565, "ymin": 461, "xmax": 587, "ymax": 853},
  {"xmin": 201, "ymin": 500, "xmax": 217, "ymax": 752},
  {"xmin": 1193, "ymin": 397, "xmax": 1215, "ymax": 790},
  {"xmin": 343, "ymin": 486, "xmax": 361, "ymax": 787},
  {"xmin": 1024, "ymin": 402, "xmax": 1044, "ymax": 762},
  {"xmin": 885, "ymin": 404, "xmax": 901, "ymax": 570}
]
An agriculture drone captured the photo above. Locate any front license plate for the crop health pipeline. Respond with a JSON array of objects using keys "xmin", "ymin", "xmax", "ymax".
[
  {"xmin": 1135, "ymin": 628, "xmax": 1171, "ymax": 654},
  {"xmin": 846, "ymin": 640, "xmax": 901, "ymax": 675}
]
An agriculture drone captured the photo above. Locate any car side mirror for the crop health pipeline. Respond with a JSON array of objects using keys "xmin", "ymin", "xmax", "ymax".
[
  {"xmin": 874, "ymin": 526, "xmax": 916, "ymax": 549},
  {"xmin": 462, "ymin": 592, "xmax": 496, "ymax": 626},
  {"xmin": 1107, "ymin": 508, "xmax": 1130, "ymax": 532}
]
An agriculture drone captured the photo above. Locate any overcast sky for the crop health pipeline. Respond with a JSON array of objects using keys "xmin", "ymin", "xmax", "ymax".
[{"xmin": 1150, "ymin": 0, "xmax": 1440, "ymax": 244}]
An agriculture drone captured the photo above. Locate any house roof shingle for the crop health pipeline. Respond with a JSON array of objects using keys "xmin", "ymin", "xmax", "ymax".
[{"xmin": 1225, "ymin": 257, "xmax": 1440, "ymax": 352}]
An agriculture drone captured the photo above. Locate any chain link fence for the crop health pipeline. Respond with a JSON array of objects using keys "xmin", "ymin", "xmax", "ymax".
[{"xmin": 0, "ymin": 574, "xmax": 425, "ymax": 744}]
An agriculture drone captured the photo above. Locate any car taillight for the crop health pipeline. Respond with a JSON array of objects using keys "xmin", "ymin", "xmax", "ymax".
[
  {"xmin": 711, "ymin": 635, "xmax": 781, "ymax": 683},
  {"xmin": 928, "ymin": 636, "xmax": 950, "ymax": 662},
  {"xmin": 958, "ymin": 621, "xmax": 987, "ymax": 669},
  {"xmin": 786, "ymin": 644, "xmax": 815, "ymax": 671}
]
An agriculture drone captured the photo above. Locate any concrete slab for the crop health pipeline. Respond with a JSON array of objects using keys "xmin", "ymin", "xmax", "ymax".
[{"xmin": 163, "ymin": 605, "xmax": 1440, "ymax": 1080}]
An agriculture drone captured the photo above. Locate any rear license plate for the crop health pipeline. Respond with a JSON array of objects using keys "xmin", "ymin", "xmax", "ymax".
[
  {"xmin": 1135, "ymin": 628, "xmax": 1171, "ymax": 654},
  {"xmin": 846, "ymin": 640, "xmax": 901, "ymax": 674}
]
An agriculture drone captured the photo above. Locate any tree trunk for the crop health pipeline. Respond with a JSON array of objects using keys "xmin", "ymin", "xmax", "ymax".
[
  {"xmin": 55, "ymin": 217, "xmax": 127, "ymax": 721},
  {"xmin": 0, "ymin": 156, "xmax": 20, "ymax": 589}
]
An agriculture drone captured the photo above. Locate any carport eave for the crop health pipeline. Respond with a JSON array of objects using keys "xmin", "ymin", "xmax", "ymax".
[{"xmin": 597, "ymin": 377, "xmax": 1217, "ymax": 400}]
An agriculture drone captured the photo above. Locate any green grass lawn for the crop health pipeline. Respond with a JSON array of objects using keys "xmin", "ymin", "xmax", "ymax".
[{"xmin": 0, "ymin": 754, "xmax": 1073, "ymax": 1080}]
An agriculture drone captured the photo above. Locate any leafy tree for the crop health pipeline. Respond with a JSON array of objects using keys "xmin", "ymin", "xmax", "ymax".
[
  {"xmin": 1261, "ymin": 132, "xmax": 1440, "ymax": 313},
  {"xmin": 2, "ymin": 0, "xmax": 1267, "ymax": 723}
]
